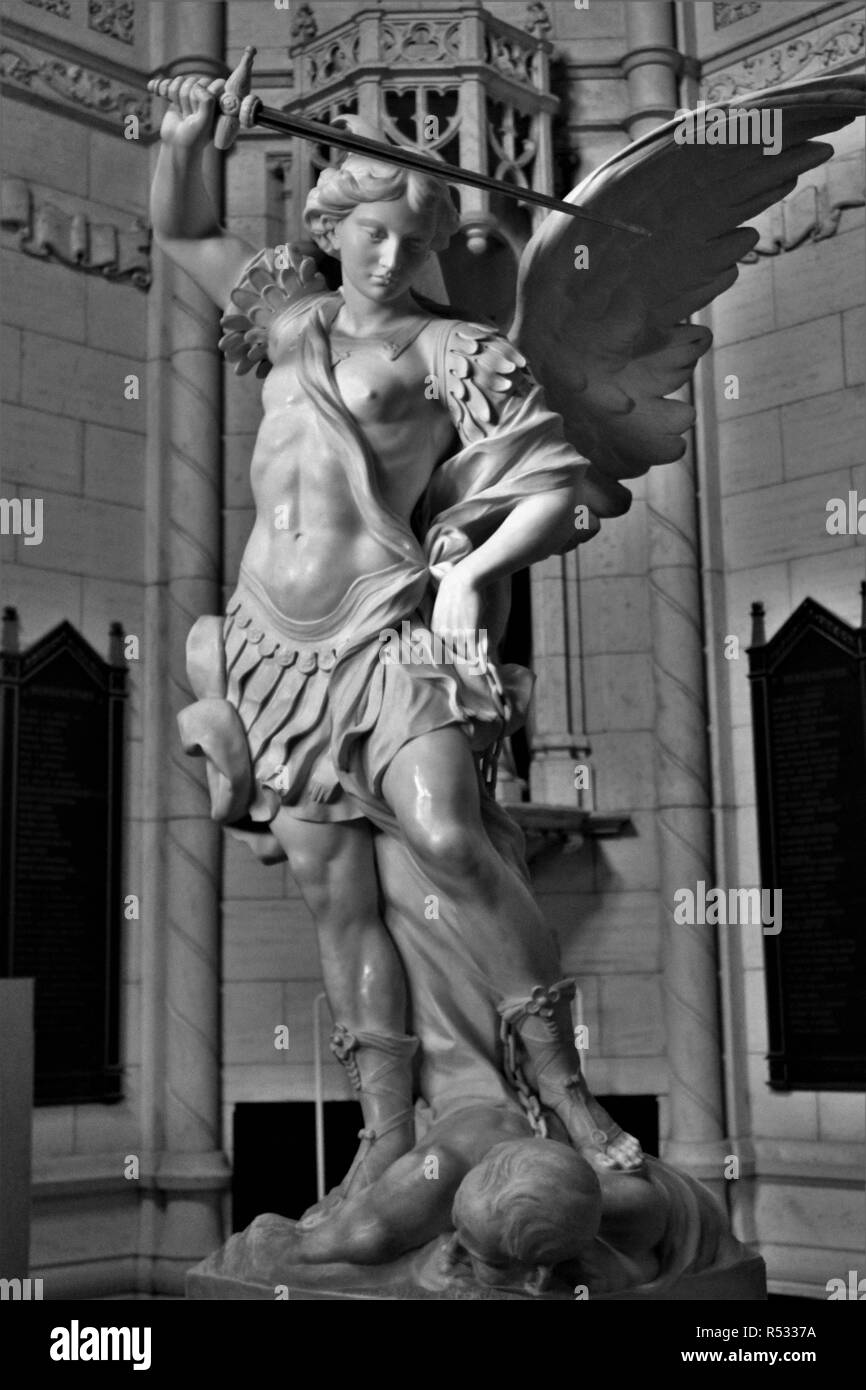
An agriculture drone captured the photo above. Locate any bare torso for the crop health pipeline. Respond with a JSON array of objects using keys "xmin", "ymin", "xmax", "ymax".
[{"xmin": 240, "ymin": 311, "xmax": 456, "ymax": 619}]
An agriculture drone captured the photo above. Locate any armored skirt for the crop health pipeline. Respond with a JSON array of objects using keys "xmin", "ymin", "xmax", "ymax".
[{"xmin": 177, "ymin": 558, "xmax": 529, "ymax": 860}]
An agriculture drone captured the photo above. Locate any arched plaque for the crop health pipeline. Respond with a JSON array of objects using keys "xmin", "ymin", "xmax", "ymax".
[{"xmin": 748, "ymin": 592, "xmax": 866, "ymax": 1091}]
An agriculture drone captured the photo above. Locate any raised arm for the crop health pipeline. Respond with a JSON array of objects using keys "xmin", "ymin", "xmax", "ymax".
[{"xmin": 149, "ymin": 74, "xmax": 255, "ymax": 307}]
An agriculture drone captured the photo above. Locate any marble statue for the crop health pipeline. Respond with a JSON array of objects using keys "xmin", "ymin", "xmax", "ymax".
[
  {"xmin": 148, "ymin": 61, "xmax": 864, "ymax": 1297},
  {"xmin": 190, "ymin": 1133, "xmax": 758, "ymax": 1300}
]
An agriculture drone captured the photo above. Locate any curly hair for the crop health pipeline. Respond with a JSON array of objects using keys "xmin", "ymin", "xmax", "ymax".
[
  {"xmin": 452, "ymin": 1139, "xmax": 603, "ymax": 1267},
  {"xmin": 304, "ymin": 153, "xmax": 461, "ymax": 254}
]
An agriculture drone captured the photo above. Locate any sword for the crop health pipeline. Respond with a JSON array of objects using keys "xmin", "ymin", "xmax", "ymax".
[{"xmin": 148, "ymin": 46, "xmax": 652, "ymax": 240}]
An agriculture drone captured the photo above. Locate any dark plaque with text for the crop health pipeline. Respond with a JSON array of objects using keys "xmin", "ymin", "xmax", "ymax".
[
  {"xmin": 748, "ymin": 595, "xmax": 866, "ymax": 1090},
  {"xmin": 0, "ymin": 615, "xmax": 126, "ymax": 1104}
]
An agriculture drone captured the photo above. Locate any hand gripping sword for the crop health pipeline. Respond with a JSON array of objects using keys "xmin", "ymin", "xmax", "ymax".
[{"xmin": 148, "ymin": 45, "xmax": 652, "ymax": 240}]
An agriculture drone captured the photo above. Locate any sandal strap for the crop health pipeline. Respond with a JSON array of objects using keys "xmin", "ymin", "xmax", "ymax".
[
  {"xmin": 338, "ymin": 1106, "xmax": 416, "ymax": 1191},
  {"xmin": 497, "ymin": 978, "xmax": 577, "ymax": 1028}
]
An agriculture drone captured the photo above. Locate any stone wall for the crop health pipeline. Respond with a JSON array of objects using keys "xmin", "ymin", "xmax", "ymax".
[
  {"xmin": 686, "ymin": 0, "xmax": 865, "ymax": 1297},
  {"xmin": 1, "ymin": 0, "xmax": 152, "ymax": 1294}
]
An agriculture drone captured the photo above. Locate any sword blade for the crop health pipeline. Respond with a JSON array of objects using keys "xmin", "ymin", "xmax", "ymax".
[{"xmin": 252, "ymin": 105, "xmax": 652, "ymax": 239}]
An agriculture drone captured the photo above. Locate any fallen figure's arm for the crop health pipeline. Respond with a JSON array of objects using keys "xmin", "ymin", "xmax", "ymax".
[{"xmin": 296, "ymin": 1105, "xmax": 529, "ymax": 1265}]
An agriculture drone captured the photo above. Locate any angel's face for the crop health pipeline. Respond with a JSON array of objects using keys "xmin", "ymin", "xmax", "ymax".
[{"xmin": 330, "ymin": 197, "xmax": 434, "ymax": 303}]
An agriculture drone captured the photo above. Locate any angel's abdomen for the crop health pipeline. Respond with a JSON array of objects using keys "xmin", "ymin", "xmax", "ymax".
[{"xmin": 241, "ymin": 399, "xmax": 397, "ymax": 622}]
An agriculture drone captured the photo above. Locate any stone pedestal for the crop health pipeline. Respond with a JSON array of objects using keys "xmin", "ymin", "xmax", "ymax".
[{"xmin": 186, "ymin": 1250, "xmax": 767, "ymax": 1302}]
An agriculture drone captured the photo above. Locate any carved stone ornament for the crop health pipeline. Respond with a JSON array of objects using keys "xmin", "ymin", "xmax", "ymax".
[
  {"xmin": 0, "ymin": 176, "xmax": 151, "ymax": 288},
  {"xmin": 485, "ymin": 29, "xmax": 538, "ymax": 88},
  {"xmin": 305, "ymin": 33, "xmax": 360, "ymax": 89},
  {"xmin": 713, "ymin": 1, "xmax": 761, "ymax": 30},
  {"xmin": 23, "ymin": 0, "xmax": 71, "ymax": 18},
  {"xmin": 0, "ymin": 40, "xmax": 153, "ymax": 132},
  {"xmin": 380, "ymin": 18, "xmax": 462, "ymax": 66},
  {"xmin": 703, "ymin": 12, "xmax": 866, "ymax": 101},
  {"xmin": 523, "ymin": 2, "xmax": 552, "ymax": 41},
  {"xmin": 88, "ymin": 0, "xmax": 135, "ymax": 46},
  {"xmin": 290, "ymin": 3, "xmax": 317, "ymax": 46}
]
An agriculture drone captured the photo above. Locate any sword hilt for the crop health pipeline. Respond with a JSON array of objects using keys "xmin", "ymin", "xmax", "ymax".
[
  {"xmin": 214, "ymin": 45, "xmax": 258, "ymax": 150},
  {"xmin": 146, "ymin": 44, "xmax": 259, "ymax": 151}
]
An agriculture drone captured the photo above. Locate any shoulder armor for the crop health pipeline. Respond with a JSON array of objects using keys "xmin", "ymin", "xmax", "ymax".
[
  {"xmin": 219, "ymin": 245, "xmax": 327, "ymax": 378},
  {"xmin": 442, "ymin": 324, "xmax": 532, "ymax": 444}
]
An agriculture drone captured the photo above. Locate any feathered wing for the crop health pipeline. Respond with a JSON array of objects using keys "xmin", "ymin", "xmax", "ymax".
[
  {"xmin": 219, "ymin": 244, "xmax": 327, "ymax": 377},
  {"xmin": 510, "ymin": 74, "xmax": 865, "ymax": 520}
]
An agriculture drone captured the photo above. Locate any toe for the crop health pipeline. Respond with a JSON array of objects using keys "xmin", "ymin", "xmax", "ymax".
[
  {"xmin": 590, "ymin": 1150, "xmax": 617, "ymax": 1171},
  {"xmin": 613, "ymin": 1140, "xmax": 645, "ymax": 1171}
]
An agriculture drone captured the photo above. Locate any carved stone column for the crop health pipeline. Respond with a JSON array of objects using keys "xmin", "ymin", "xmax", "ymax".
[
  {"xmin": 141, "ymin": 0, "xmax": 229, "ymax": 1294},
  {"xmin": 529, "ymin": 548, "xmax": 591, "ymax": 806},
  {"xmin": 623, "ymin": 3, "xmax": 728, "ymax": 1185}
]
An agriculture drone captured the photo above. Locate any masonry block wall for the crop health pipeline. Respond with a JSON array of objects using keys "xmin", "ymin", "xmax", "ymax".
[
  {"xmin": 0, "ymin": 0, "xmax": 153, "ymax": 1292},
  {"xmin": 691, "ymin": 0, "xmax": 866, "ymax": 1297}
]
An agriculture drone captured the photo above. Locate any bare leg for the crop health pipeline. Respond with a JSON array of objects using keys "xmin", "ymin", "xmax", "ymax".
[
  {"xmin": 381, "ymin": 728, "xmax": 643, "ymax": 1174},
  {"xmin": 270, "ymin": 810, "xmax": 417, "ymax": 1206},
  {"xmin": 294, "ymin": 1106, "xmax": 526, "ymax": 1266}
]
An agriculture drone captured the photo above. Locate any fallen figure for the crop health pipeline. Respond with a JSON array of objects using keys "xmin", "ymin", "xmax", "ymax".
[{"xmin": 194, "ymin": 1104, "xmax": 759, "ymax": 1300}]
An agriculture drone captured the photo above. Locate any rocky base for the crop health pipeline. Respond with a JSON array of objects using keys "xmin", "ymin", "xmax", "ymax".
[{"xmin": 186, "ymin": 1226, "xmax": 767, "ymax": 1302}]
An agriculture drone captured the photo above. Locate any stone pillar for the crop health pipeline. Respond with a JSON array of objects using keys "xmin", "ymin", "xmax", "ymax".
[
  {"xmin": 355, "ymin": 14, "xmax": 382, "ymax": 127},
  {"xmin": 141, "ymin": 0, "xmax": 229, "ymax": 1295},
  {"xmin": 622, "ymin": 4, "xmax": 728, "ymax": 1186},
  {"xmin": 529, "ymin": 549, "xmax": 591, "ymax": 807}
]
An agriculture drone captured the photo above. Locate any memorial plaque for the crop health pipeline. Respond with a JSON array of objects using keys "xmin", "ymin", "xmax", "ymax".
[
  {"xmin": 748, "ymin": 594, "xmax": 866, "ymax": 1090},
  {"xmin": 0, "ymin": 613, "xmax": 127, "ymax": 1104}
]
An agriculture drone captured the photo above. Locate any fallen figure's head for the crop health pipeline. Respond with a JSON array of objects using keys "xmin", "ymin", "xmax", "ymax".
[{"xmin": 443, "ymin": 1138, "xmax": 663, "ymax": 1297}]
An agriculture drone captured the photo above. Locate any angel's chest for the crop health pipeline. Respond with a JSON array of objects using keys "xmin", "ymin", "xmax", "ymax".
[
  {"xmin": 340, "ymin": 350, "xmax": 433, "ymax": 425},
  {"xmin": 274, "ymin": 342, "xmax": 428, "ymax": 427}
]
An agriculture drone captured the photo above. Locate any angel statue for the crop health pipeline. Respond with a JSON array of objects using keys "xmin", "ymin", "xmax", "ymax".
[{"xmin": 149, "ymin": 57, "xmax": 863, "ymax": 1294}]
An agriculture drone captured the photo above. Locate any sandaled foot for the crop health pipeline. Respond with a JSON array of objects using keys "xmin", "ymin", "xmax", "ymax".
[
  {"xmin": 298, "ymin": 1119, "xmax": 415, "ymax": 1229},
  {"xmin": 497, "ymin": 982, "xmax": 645, "ymax": 1176},
  {"xmin": 558, "ymin": 1076, "xmax": 645, "ymax": 1174}
]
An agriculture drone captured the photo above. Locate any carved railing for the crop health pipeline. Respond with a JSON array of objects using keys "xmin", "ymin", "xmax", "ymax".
[{"xmin": 282, "ymin": 6, "xmax": 558, "ymax": 247}]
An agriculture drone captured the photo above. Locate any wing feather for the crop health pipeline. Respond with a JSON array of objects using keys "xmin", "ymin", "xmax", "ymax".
[{"xmin": 511, "ymin": 75, "xmax": 865, "ymax": 514}]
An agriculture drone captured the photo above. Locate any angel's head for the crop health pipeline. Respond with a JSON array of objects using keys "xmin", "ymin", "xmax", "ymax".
[
  {"xmin": 304, "ymin": 120, "xmax": 459, "ymax": 303},
  {"xmin": 447, "ymin": 1139, "xmax": 603, "ymax": 1295}
]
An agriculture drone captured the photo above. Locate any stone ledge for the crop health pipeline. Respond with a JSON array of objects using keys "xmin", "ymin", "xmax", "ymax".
[
  {"xmin": 32, "ymin": 1150, "xmax": 231, "ymax": 1197},
  {"xmin": 506, "ymin": 804, "xmax": 632, "ymax": 836},
  {"xmin": 752, "ymin": 1138, "xmax": 865, "ymax": 1185},
  {"xmin": 503, "ymin": 804, "xmax": 633, "ymax": 861}
]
